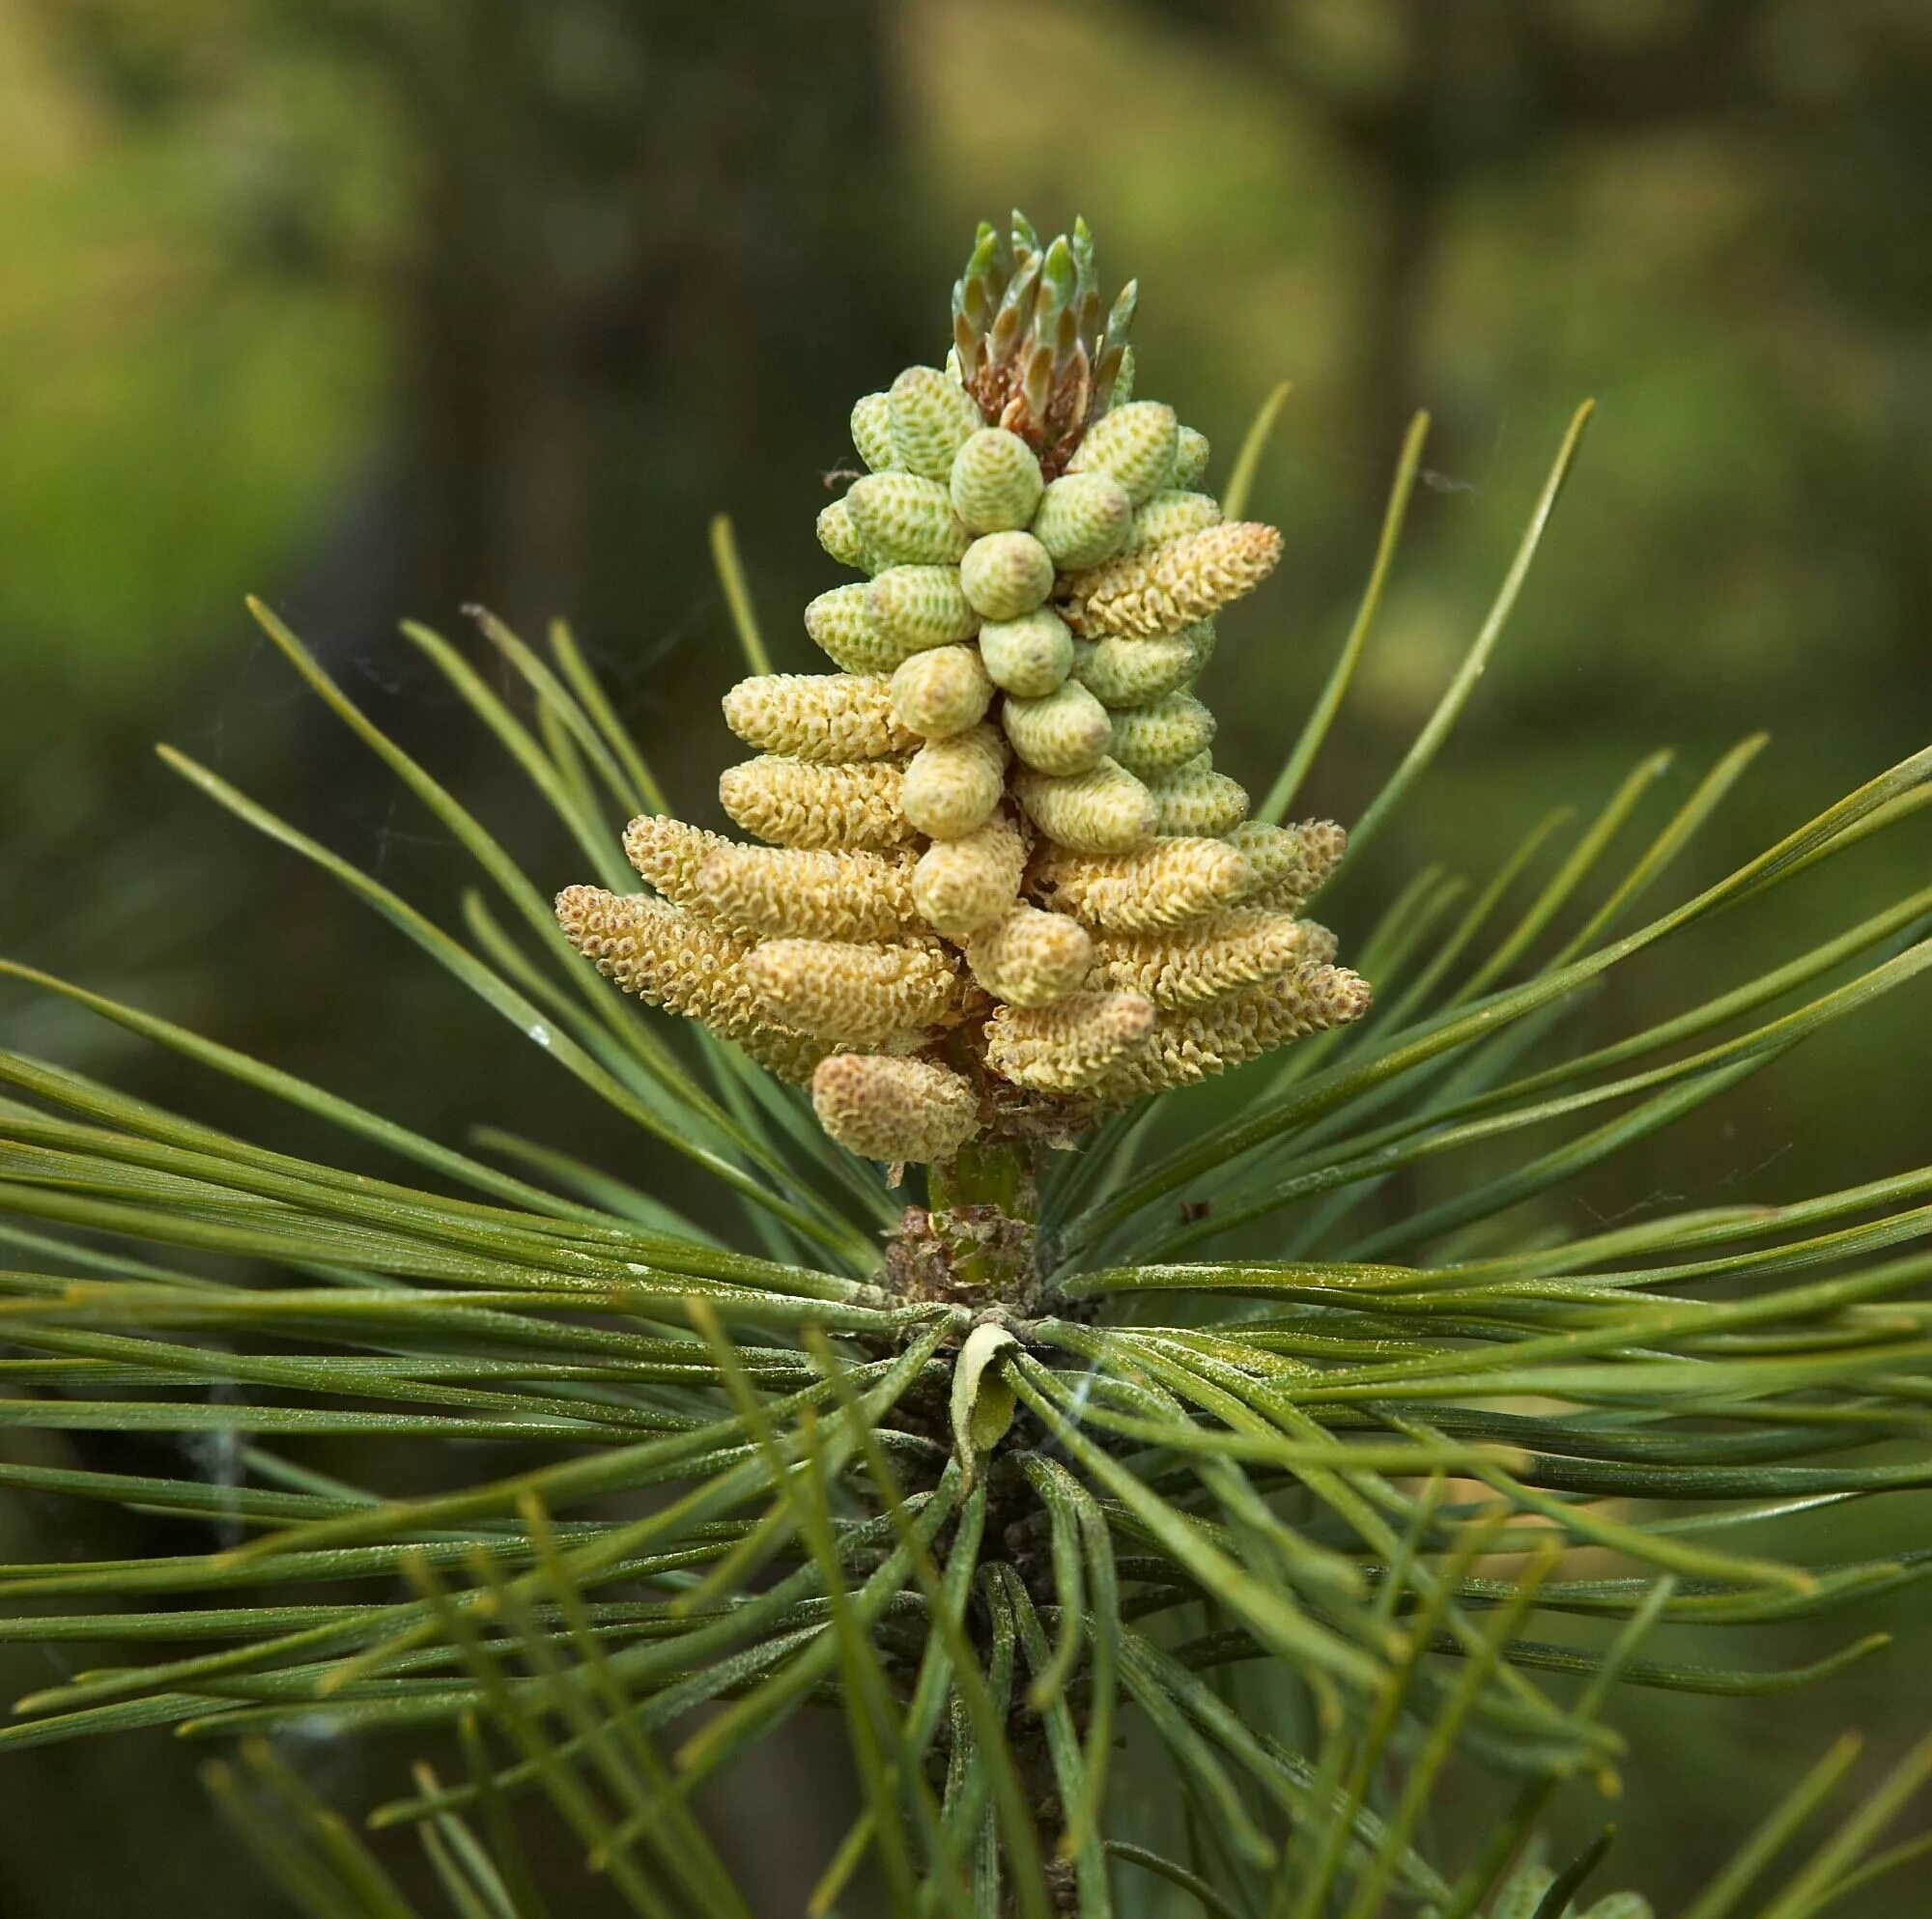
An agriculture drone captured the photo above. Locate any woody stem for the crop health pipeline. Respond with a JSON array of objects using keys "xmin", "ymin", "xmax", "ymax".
[{"xmin": 927, "ymin": 1139, "xmax": 1039, "ymax": 1302}]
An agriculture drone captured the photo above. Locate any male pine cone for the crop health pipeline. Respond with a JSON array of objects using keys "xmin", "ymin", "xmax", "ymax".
[{"xmin": 557, "ymin": 213, "xmax": 1368, "ymax": 1165}]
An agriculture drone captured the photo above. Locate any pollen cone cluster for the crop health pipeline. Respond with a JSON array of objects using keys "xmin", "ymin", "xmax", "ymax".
[{"xmin": 557, "ymin": 213, "xmax": 1369, "ymax": 1165}]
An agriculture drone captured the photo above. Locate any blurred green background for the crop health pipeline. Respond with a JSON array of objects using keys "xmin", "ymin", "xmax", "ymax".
[{"xmin": 2, "ymin": 0, "xmax": 1929, "ymax": 1911}]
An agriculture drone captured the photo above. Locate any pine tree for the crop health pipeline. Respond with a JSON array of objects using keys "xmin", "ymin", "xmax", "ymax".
[{"xmin": 2, "ymin": 213, "xmax": 1930, "ymax": 1919}]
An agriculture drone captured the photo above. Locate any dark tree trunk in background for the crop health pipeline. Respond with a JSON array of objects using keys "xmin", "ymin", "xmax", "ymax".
[
  {"xmin": 1151, "ymin": 0, "xmax": 1788, "ymax": 546},
  {"xmin": 1351, "ymin": 132, "xmax": 1440, "ymax": 521},
  {"xmin": 377, "ymin": 0, "xmax": 907, "ymax": 636}
]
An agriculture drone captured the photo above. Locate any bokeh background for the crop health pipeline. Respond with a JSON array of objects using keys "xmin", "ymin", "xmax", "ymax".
[{"xmin": 2, "ymin": 0, "xmax": 1929, "ymax": 1911}]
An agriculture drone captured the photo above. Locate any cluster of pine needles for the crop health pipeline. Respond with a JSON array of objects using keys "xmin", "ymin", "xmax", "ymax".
[{"xmin": 1, "ymin": 398, "xmax": 1930, "ymax": 1917}]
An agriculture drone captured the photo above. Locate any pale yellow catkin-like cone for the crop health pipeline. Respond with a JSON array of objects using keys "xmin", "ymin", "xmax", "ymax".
[
  {"xmin": 965, "ymin": 904, "xmax": 1094, "ymax": 1009},
  {"xmin": 1065, "ymin": 400, "xmax": 1179, "ymax": 505},
  {"xmin": 1224, "ymin": 819, "xmax": 1348, "ymax": 907},
  {"xmin": 1080, "ymin": 964, "xmax": 1372, "ymax": 1103},
  {"xmin": 554, "ymin": 886, "xmax": 823, "ymax": 1081},
  {"xmin": 1029, "ymin": 471, "xmax": 1134, "ymax": 569},
  {"xmin": 722, "ymin": 674, "xmax": 914, "ymax": 762},
  {"xmin": 745, "ymin": 938, "xmax": 963, "ymax": 1045},
  {"xmin": 1106, "ymin": 691, "xmax": 1216, "ymax": 777},
  {"xmin": 1128, "ymin": 489, "xmax": 1222, "ymax": 552},
  {"xmin": 959, "ymin": 531, "xmax": 1055, "ymax": 622},
  {"xmin": 850, "ymin": 391, "xmax": 898, "ymax": 472},
  {"xmin": 1035, "ymin": 835, "xmax": 1254, "ymax": 933},
  {"xmin": 983, "ymin": 990, "xmax": 1157, "ymax": 1094},
  {"xmin": 1065, "ymin": 521, "xmax": 1284, "ymax": 639},
  {"xmin": 691, "ymin": 844, "xmax": 918, "ymax": 943},
  {"xmin": 1071, "ymin": 634, "xmax": 1199, "ymax": 709},
  {"xmin": 901, "ymin": 722, "xmax": 1009, "ymax": 840},
  {"xmin": 1301, "ymin": 923, "xmax": 1341, "ymax": 967},
  {"xmin": 1087, "ymin": 909, "xmax": 1321, "ymax": 1008},
  {"xmin": 810, "ymin": 1052, "xmax": 981, "ymax": 1165},
  {"xmin": 910, "ymin": 812, "xmax": 1027, "ymax": 937},
  {"xmin": 1013, "ymin": 758, "xmax": 1157, "ymax": 856},
  {"xmin": 887, "ymin": 366, "xmax": 981, "ymax": 483},
  {"xmin": 804, "ymin": 582, "xmax": 901, "ymax": 674},
  {"xmin": 720, "ymin": 756, "xmax": 913, "ymax": 850},
  {"xmin": 1145, "ymin": 754, "xmax": 1250, "ymax": 837},
  {"xmin": 1002, "ymin": 680, "xmax": 1113, "ymax": 776},
  {"xmin": 979, "ymin": 608, "xmax": 1075, "ymax": 697},
  {"xmin": 845, "ymin": 473, "xmax": 971, "ymax": 567},
  {"xmin": 622, "ymin": 815, "xmax": 729, "ymax": 904},
  {"xmin": 949, "ymin": 426, "xmax": 1042, "ymax": 534},
  {"xmin": 816, "ymin": 497, "xmax": 873, "ymax": 572},
  {"xmin": 891, "ymin": 643, "xmax": 994, "ymax": 739},
  {"xmin": 868, "ymin": 564, "xmax": 980, "ymax": 653}
]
